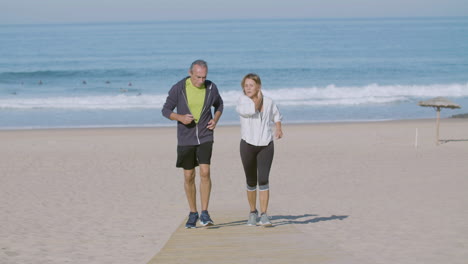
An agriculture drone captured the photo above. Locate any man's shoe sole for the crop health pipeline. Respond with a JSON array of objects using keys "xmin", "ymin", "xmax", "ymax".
[{"xmin": 199, "ymin": 221, "xmax": 214, "ymax": 227}]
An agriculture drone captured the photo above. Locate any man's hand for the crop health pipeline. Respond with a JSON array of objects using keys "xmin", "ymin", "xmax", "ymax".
[
  {"xmin": 207, "ymin": 119, "xmax": 217, "ymax": 130},
  {"xmin": 179, "ymin": 114, "xmax": 194, "ymax": 125}
]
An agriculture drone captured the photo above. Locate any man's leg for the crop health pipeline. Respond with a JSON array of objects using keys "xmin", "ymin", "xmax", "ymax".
[
  {"xmin": 196, "ymin": 142, "xmax": 214, "ymax": 226},
  {"xmin": 184, "ymin": 169, "xmax": 197, "ymax": 213},
  {"xmin": 199, "ymin": 164, "xmax": 214, "ymax": 226},
  {"xmin": 199, "ymin": 164, "xmax": 211, "ymax": 211}
]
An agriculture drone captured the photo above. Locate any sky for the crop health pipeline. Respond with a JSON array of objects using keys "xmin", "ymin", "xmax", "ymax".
[{"xmin": 1, "ymin": 0, "xmax": 468, "ymax": 24}]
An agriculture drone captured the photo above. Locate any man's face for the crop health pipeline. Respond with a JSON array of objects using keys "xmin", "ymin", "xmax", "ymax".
[{"xmin": 189, "ymin": 65, "xmax": 207, "ymax": 88}]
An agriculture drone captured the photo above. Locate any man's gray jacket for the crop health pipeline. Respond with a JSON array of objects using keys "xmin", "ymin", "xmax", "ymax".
[{"xmin": 162, "ymin": 77, "xmax": 224, "ymax": 146}]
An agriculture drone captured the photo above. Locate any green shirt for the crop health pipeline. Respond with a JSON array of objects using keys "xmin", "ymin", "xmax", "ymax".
[{"xmin": 185, "ymin": 78, "xmax": 206, "ymax": 123}]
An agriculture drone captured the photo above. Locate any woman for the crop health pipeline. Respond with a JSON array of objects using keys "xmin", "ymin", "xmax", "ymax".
[{"xmin": 236, "ymin": 73, "xmax": 283, "ymax": 227}]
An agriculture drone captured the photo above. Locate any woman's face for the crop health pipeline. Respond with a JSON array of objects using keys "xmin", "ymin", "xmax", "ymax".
[{"xmin": 243, "ymin": 78, "xmax": 260, "ymax": 98}]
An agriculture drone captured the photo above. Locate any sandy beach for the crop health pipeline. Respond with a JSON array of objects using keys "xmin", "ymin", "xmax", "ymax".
[{"xmin": 1, "ymin": 119, "xmax": 467, "ymax": 264}]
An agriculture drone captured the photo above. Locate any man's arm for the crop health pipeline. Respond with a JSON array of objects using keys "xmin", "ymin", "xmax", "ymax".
[
  {"xmin": 162, "ymin": 86, "xmax": 177, "ymax": 119},
  {"xmin": 169, "ymin": 113, "xmax": 194, "ymax": 125},
  {"xmin": 207, "ymin": 85, "xmax": 224, "ymax": 130},
  {"xmin": 207, "ymin": 110, "xmax": 222, "ymax": 130},
  {"xmin": 162, "ymin": 84, "xmax": 194, "ymax": 125}
]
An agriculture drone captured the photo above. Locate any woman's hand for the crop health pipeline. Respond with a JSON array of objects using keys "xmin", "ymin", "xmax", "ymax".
[{"xmin": 275, "ymin": 122, "xmax": 283, "ymax": 139}]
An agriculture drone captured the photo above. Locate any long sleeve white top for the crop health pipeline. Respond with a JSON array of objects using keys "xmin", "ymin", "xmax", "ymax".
[{"xmin": 236, "ymin": 94, "xmax": 282, "ymax": 146}]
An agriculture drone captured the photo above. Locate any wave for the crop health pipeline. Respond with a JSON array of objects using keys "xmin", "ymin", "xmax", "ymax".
[
  {"xmin": 0, "ymin": 69, "xmax": 144, "ymax": 80},
  {"xmin": 0, "ymin": 94, "xmax": 168, "ymax": 109},
  {"xmin": 0, "ymin": 69, "xmax": 127, "ymax": 79},
  {"xmin": 223, "ymin": 83, "xmax": 468, "ymax": 106},
  {"xmin": 1, "ymin": 83, "xmax": 467, "ymax": 109}
]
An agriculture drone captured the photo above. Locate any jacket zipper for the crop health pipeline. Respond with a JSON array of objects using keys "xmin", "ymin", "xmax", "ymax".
[
  {"xmin": 200, "ymin": 84, "xmax": 212, "ymax": 118},
  {"xmin": 196, "ymin": 84, "xmax": 212, "ymax": 145},
  {"xmin": 182, "ymin": 83, "xmax": 212, "ymax": 145}
]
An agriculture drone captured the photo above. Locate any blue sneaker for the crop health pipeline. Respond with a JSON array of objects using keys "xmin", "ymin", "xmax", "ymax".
[
  {"xmin": 199, "ymin": 210, "xmax": 214, "ymax": 226},
  {"xmin": 185, "ymin": 212, "xmax": 199, "ymax": 229}
]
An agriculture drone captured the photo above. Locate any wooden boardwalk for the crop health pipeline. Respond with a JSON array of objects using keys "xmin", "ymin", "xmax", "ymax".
[{"xmin": 147, "ymin": 211, "xmax": 351, "ymax": 264}]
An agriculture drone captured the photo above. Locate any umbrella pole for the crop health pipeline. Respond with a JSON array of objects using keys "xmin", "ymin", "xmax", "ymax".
[{"xmin": 436, "ymin": 107, "xmax": 440, "ymax": 145}]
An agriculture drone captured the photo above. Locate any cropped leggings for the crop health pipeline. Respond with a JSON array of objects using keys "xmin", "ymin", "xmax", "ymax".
[{"xmin": 240, "ymin": 139, "xmax": 274, "ymax": 191}]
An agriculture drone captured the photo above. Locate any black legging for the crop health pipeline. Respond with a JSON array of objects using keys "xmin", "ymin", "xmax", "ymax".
[{"xmin": 240, "ymin": 139, "xmax": 274, "ymax": 191}]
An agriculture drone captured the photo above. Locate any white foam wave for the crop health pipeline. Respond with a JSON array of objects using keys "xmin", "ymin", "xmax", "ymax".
[
  {"xmin": 0, "ymin": 94, "xmax": 168, "ymax": 109},
  {"xmin": 1, "ymin": 83, "xmax": 467, "ymax": 109},
  {"xmin": 223, "ymin": 83, "xmax": 468, "ymax": 106}
]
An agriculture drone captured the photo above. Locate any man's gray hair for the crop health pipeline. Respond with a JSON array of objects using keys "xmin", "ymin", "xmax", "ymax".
[{"xmin": 190, "ymin": 59, "xmax": 208, "ymax": 72}]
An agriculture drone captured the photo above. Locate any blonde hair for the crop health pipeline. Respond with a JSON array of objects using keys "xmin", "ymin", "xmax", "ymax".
[{"xmin": 241, "ymin": 73, "xmax": 262, "ymax": 94}]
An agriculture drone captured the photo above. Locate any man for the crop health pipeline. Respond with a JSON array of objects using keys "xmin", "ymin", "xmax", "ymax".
[{"xmin": 162, "ymin": 60, "xmax": 224, "ymax": 228}]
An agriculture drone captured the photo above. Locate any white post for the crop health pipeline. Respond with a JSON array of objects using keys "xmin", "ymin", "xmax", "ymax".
[
  {"xmin": 436, "ymin": 107, "xmax": 440, "ymax": 145},
  {"xmin": 415, "ymin": 128, "xmax": 418, "ymax": 148}
]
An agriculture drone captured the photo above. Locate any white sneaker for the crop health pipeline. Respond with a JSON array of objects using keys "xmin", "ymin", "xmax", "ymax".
[
  {"xmin": 247, "ymin": 210, "xmax": 258, "ymax": 226},
  {"xmin": 259, "ymin": 213, "xmax": 273, "ymax": 227}
]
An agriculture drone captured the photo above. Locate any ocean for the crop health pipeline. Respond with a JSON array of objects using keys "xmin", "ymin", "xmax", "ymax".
[{"xmin": 1, "ymin": 17, "xmax": 467, "ymax": 129}]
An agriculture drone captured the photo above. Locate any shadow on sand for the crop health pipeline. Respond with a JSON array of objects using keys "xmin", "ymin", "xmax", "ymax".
[
  {"xmin": 271, "ymin": 214, "xmax": 349, "ymax": 226},
  {"xmin": 209, "ymin": 214, "xmax": 348, "ymax": 229},
  {"xmin": 440, "ymin": 139, "xmax": 468, "ymax": 144}
]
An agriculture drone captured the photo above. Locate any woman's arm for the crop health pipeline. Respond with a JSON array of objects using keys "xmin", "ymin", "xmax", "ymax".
[
  {"xmin": 272, "ymin": 99, "xmax": 283, "ymax": 139},
  {"xmin": 236, "ymin": 95, "xmax": 257, "ymax": 117},
  {"xmin": 275, "ymin": 121, "xmax": 283, "ymax": 139}
]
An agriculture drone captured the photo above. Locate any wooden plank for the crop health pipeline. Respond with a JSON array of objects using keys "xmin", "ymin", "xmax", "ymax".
[{"xmin": 147, "ymin": 212, "xmax": 343, "ymax": 264}]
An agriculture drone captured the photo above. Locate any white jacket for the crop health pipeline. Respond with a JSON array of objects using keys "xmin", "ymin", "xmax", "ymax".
[{"xmin": 236, "ymin": 94, "xmax": 282, "ymax": 146}]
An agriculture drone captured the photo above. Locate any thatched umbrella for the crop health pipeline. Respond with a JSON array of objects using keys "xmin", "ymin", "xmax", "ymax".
[{"xmin": 418, "ymin": 96, "xmax": 461, "ymax": 145}]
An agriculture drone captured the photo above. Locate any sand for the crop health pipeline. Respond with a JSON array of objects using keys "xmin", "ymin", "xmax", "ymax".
[{"xmin": 1, "ymin": 119, "xmax": 467, "ymax": 264}]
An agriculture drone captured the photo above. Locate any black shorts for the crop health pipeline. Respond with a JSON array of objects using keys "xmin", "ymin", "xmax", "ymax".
[{"xmin": 176, "ymin": 141, "xmax": 213, "ymax": 170}]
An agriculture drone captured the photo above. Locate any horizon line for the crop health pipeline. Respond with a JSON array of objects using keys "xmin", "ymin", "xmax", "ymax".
[{"xmin": 1, "ymin": 15, "xmax": 467, "ymax": 27}]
